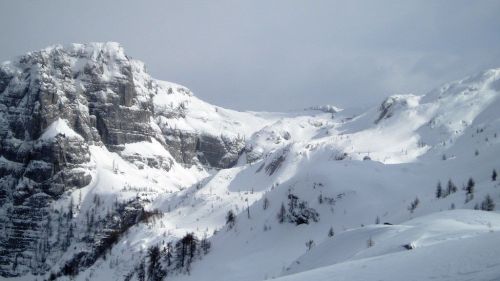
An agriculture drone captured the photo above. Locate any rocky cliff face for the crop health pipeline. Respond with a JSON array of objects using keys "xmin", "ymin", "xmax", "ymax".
[{"xmin": 0, "ymin": 43, "xmax": 247, "ymax": 277}]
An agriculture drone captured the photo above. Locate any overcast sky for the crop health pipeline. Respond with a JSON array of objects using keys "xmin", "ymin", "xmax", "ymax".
[{"xmin": 1, "ymin": 1, "xmax": 500, "ymax": 111}]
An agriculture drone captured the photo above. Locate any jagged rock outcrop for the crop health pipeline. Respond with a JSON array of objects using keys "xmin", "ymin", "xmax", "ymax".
[
  {"xmin": 0, "ymin": 42, "xmax": 247, "ymax": 277},
  {"xmin": 374, "ymin": 95, "xmax": 420, "ymax": 124},
  {"xmin": 161, "ymin": 130, "xmax": 245, "ymax": 168},
  {"xmin": 154, "ymin": 99, "xmax": 246, "ymax": 168}
]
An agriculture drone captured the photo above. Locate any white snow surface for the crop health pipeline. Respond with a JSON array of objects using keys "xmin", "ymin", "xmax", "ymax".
[
  {"xmin": 6, "ymin": 43, "xmax": 500, "ymax": 281},
  {"xmin": 121, "ymin": 138, "xmax": 174, "ymax": 159},
  {"xmin": 280, "ymin": 210, "xmax": 500, "ymax": 281},
  {"xmin": 66, "ymin": 66, "xmax": 500, "ymax": 281},
  {"xmin": 39, "ymin": 118, "xmax": 83, "ymax": 140}
]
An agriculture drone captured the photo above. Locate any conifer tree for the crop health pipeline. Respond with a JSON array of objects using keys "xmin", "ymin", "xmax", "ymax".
[
  {"xmin": 447, "ymin": 179, "xmax": 457, "ymax": 195},
  {"xmin": 137, "ymin": 259, "xmax": 146, "ymax": 281},
  {"xmin": 175, "ymin": 239, "xmax": 187, "ymax": 270},
  {"xmin": 200, "ymin": 236, "xmax": 211, "ymax": 255},
  {"xmin": 185, "ymin": 233, "xmax": 198, "ymax": 272},
  {"xmin": 175, "ymin": 233, "xmax": 198, "ymax": 273},
  {"xmin": 408, "ymin": 197, "xmax": 420, "ymax": 213},
  {"xmin": 465, "ymin": 177, "xmax": 475, "ymax": 202},
  {"xmin": 164, "ymin": 242, "xmax": 173, "ymax": 267},
  {"xmin": 67, "ymin": 198, "xmax": 74, "ymax": 222},
  {"xmin": 225, "ymin": 210, "xmax": 236, "ymax": 230},
  {"xmin": 466, "ymin": 178, "xmax": 475, "ymax": 193},
  {"xmin": 263, "ymin": 197, "xmax": 270, "ymax": 210},
  {"xmin": 305, "ymin": 240, "xmax": 315, "ymax": 251},
  {"xmin": 436, "ymin": 181, "xmax": 442, "ymax": 198},
  {"xmin": 328, "ymin": 227, "xmax": 334, "ymax": 237},
  {"xmin": 481, "ymin": 194, "xmax": 495, "ymax": 211},
  {"xmin": 277, "ymin": 203, "xmax": 287, "ymax": 223},
  {"xmin": 147, "ymin": 245, "xmax": 164, "ymax": 281}
]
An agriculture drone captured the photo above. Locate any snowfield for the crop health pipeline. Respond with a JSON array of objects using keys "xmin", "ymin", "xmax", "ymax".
[
  {"xmin": 1, "ymin": 43, "xmax": 500, "ymax": 281},
  {"xmin": 280, "ymin": 210, "xmax": 500, "ymax": 281},
  {"xmin": 72, "ymin": 65, "xmax": 500, "ymax": 281}
]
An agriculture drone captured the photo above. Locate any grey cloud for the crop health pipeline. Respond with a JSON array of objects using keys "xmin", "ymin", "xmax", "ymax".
[{"xmin": 1, "ymin": 0, "xmax": 499, "ymax": 111}]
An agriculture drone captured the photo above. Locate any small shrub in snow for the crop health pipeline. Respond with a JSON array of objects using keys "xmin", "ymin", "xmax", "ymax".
[
  {"xmin": 367, "ymin": 237, "xmax": 375, "ymax": 248},
  {"xmin": 305, "ymin": 240, "xmax": 315, "ymax": 251},
  {"xmin": 481, "ymin": 194, "xmax": 495, "ymax": 211},
  {"xmin": 408, "ymin": 197, "xmax": 420, "ymax": 213},
  {"xmin": 48, "ymin": 272, "xmax": 57, "ymax": 281},
  {"xmin": 402, "ymin": 243, "xmax": 415, "ymax": 250},
  {"xmin": 447, "ymin": 179, "xmax": 458, "ymax": 196},
  {"xmin": 492, "ymin": 169, "xmax": 497, "ymax": 181},
  {"xmin": 226, "ymin": 210, "xmax": 236, "ymax": 230},
  {"xmin": 323, "ymin": 196, "xmax": 336, "ymax": 205},
  {"xmin": 328, "ymin": 227, "xmax": 335, "ymax": 237},
  {"xmin": 286, "ymin": 193, "xmax": 319, "ymax": 225},
  {"xmin": 334, "ymin": 152, "xmax": 348, "ymax": 161},
  {"xmin": 277, "ymin": 203, "xmax": 287, "ymax": 224},
  {"xmin": 276, "ymin": 195, "xmax": 320, "ymax": 225},
  {"xmin": 263, "ymin": 197, "xmax": 270, "ymax": 210}
]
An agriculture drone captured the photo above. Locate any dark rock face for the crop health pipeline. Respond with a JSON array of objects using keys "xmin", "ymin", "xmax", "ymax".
[
  {"xmin": 161, "ymin": 129, "xmax": 199, "ymax": 165},
  {"xmin": 264, "ymin": 146, "xmax": 289, "ymax": 176},
  {"xmin": 375, "ymin": 95, "xmax": 413, "ymax": 124},
  {"xmin": 161, "ymin": 129, "xmax": 245, "ymax": 169},
  {"xmin": 197, "ymin": 134, "xmax": 245, "ymax": 168},
  {"xmin": 0, "ymin": 193, "xmax": 52, "ymax": 277},
  {"xmin": 0, "ymin": 44, "xmax": 153, "ymax": 276},
  {"xmin": 0, "ymin": 43, "xmax": 157, "ymax": 276},
  {"xmin": 0, "ymin": 43, "xmax": 248, "ymax": 277}
]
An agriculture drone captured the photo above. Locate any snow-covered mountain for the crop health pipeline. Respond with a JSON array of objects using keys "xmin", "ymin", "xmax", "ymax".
[{"xmin": 1, "ymin": 43, "xmax": 499, "ymax": 281}]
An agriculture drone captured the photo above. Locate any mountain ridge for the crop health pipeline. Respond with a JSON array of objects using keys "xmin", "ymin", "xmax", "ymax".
[{"xmin": 1, "ymin": 43, "xmax": 499, "ymax": 280}]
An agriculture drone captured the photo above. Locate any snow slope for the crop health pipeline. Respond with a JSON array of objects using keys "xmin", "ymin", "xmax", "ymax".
[
  {"xmin": 39, "ymin": 118, "xmax": 84, "ymax": 141},
  {"xmin": 68, "ymin": 66, "xmax": 500, "ymax": 281},
  {"xmin": 2, "ymin": 43, "xmax": 500, "ymax": 281},
  {"xmin": 283, "ymin": 210, "xmax": 500, "ymax": 276},
  {"xmin": 277, "ymin": 211, "xmax": 500, "ymax": 281},
  {"xmin": 78, "ymin": 67, "xmax": 500, "ymax": 281}
]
